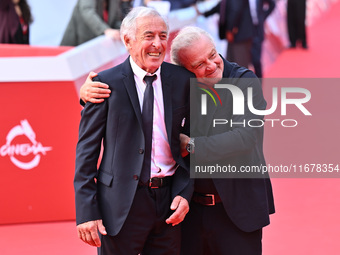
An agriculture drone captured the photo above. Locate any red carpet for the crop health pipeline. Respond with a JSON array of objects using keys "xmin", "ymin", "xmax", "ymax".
[
  {"xmin": 263, "ymin": 2, "xmax": 340, "ymax": 255},
  {"xmin": 0, "ymin": 221, "xmax": 95, "ymax": 255},
  {"xmin": 265, "ymin": 1, "xmax": 340, "ymax": 78},
  {"xmin": 1, "ymin": 2, "xmax": 340, "ymax": 255}
]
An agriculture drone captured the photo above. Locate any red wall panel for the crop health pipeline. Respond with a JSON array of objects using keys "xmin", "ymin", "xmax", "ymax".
[{"xmin": 0, "ymin": 81, "xmax": 82, "ymax": 224}]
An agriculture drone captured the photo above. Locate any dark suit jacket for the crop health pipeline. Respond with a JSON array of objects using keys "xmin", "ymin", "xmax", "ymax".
[
  {"xmin": 204, "ymin": 0, "xmax": 253, "ymax": 42},
  {"xmin": 167, "ymin": 0, "xmax": 197, "ymax": 10},
  {"xmin": 74, "ymin": 57, "xmax": 194, "ymax": 236},
  {"xmin": 191, "ymin": 57, "xmax": 275, "ymax": 232},
  {"xmin": 254, "ymin": 0, "xmax": 276, "ymax": 41}
]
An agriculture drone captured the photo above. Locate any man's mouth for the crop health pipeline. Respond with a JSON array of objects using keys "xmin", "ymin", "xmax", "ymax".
[
  {"xmin": 207, "ymin": 67, "xmax": 218, "ymax": 77},
  {"xmin": 148, "ymin": 52, "xmax": 161, "ymax": 57}
]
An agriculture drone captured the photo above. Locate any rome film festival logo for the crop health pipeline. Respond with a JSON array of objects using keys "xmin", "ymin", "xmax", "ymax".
[{"xmin": 0, "ymin": 120, "xmax": 52, "ymax": 170}]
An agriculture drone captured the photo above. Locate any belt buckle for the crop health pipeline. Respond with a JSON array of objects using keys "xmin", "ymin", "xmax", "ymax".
[
  {"xmin": 149, "ymin": 177, "xmax": 162, "ymax": 189},
  {"xmin": 205, "ymin": 194, "xmax": 215, "ymax": 206}
]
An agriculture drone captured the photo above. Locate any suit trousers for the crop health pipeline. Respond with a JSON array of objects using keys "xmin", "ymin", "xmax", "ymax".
[
  {"xmin": 227, "ymin": 39, "xmax": 252, "ymax": 69},
  {"xmin": 287, "ymin": 0, "xmax": 307, "ymax": 47},
  {"xmin": 98, "ymin": 185, "xmax": 181, "ymax": 255},
  {"xmin": 251, "ymin": 25, "xmax": 264, "ymax": 78},
  {"xmin": 181, "ymin": 201, "xmax": 262, "ymax": 255}
]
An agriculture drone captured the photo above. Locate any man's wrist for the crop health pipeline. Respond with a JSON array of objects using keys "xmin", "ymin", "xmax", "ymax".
[{"xmin": 186, "ymin": 138, "xmax": 195, "ymax": 154}]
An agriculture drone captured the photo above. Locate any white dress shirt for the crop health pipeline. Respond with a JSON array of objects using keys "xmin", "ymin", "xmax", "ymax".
[{"xmin": 130, "ymin": 57, "xmax": 177, "ymax": 178}]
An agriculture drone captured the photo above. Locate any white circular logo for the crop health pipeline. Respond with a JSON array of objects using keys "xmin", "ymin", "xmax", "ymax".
[{"xmin": 0, "ymin": 120, "xmax": 52, "ymax": 170}]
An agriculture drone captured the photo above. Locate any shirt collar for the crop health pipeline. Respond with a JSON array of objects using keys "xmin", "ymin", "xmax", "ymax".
[{"xmin": 129, "ymin": 56, "xmax": 161, "ymax": 81}]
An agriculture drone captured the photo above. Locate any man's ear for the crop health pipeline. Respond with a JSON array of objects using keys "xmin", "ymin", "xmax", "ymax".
[{"xmin": 123, "ymin": 35, "xmax": 131, "ymax": 49}]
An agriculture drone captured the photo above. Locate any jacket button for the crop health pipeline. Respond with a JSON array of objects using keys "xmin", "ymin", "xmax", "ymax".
[
  {"xmin": 133, "ymin": 175, "xmax": 139, "ymax": 180},
  {"xmin": 139, "ymin": 148, "xmax": 144, "ymax": 154}
]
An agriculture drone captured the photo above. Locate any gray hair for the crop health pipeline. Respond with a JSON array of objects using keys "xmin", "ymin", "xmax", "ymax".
[
  {"xmin": 120, "ymin": 7, "xmax": 169, "ymax": 44},
  {"xmin": 171, "ymin": 26, "xmax": 215, "ymax": 66}
]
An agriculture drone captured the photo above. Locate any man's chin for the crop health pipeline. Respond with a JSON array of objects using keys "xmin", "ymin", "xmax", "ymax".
[
  {"xmin": 199, "ymin": 77, "xmax": 222, "ymax": 86},
  {"xmin": 149, "ymin": 59, "xmax": 164, "ymax": 69}
]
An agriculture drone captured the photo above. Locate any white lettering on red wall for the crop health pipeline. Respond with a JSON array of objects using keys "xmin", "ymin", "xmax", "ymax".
[{"xmin": 1, "ymin": 120, "xmax": 52, "ymax": 170}]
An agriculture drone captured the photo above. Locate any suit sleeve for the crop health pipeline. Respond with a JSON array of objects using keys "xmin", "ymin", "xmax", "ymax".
[
  {"xmin": 203, "ymin": 2, "xmax": 221, "ymax": 17},
  {"xmin": 78, "ymin": 0, "xmax": 110, "ymax": 36},
  {"xmin": 226, "ymin": 0, "xmax": 248, "ymax": 32},
  {"xmin": 74, "ymin": 80, "xmax": 108, "ymax": 225},
  {"xmin": 193, "ymin": 72, "xmax": 266, "ymax": 164},
  {"xmin": 179, "ymin": 178, "xmax": 194, "ymax": 201}
]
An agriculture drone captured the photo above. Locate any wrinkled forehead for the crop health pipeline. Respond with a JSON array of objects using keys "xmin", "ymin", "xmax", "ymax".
[
  {"xmin": 184, "ymin": 38, "xmax": 216, "ymax": 63},
  {"xmin": 135, "ymin": 16, "xmax": 168, "ymax": 34}
]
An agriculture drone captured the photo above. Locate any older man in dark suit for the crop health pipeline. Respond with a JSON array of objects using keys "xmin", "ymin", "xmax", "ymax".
[
  {"xmin": 74, "ymin": 7, "xmax": 194, "ymax": 255},
  {"xmin": 171, "ymin": 26, "xmax": 274, "ymax": 255}
]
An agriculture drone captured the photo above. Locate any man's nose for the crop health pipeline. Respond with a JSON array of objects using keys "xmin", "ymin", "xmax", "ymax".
[
  {"xmin": 152, "ymin": 36, "xmax": 162, "ymax": 48},
  {"xmin": 206, "ymin": 59, "xmax": 215, "ymax": 70}
]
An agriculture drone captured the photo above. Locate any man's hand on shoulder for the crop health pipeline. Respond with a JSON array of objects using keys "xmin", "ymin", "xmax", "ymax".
[
  {"xmin": 80, "ymin": 71, "xmax": 111, "ymax": 104},
  {"xmin": 77, "ymin": 219, "xmax": 107, "ymax": 247},
  {"xmin": 165, "ymin": 196, "xmax": 189, "ymax": 226}
]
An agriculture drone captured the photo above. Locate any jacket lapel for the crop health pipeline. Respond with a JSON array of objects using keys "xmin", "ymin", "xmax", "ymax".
[
  {"xmin": 121, "ymin": 57, "xmax": 143, "ymax": 128},
  {"xmin": 160, "ymin": 64, "xmax": 173, "ymax": 146}
]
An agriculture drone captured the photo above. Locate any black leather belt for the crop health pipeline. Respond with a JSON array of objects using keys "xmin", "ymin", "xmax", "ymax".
[
  {"xmin": 138, "ymin": 176, "xmax": 172, "ymax": 189},
  {"xmin": 192, "ymin": 192, "xmax": 222, "ymax": 206}
]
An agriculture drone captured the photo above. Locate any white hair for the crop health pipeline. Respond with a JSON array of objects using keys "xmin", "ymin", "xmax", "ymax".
[
  {"xmin": 120, "ymin": 7, "xmax": 169, "ymax": 44},
  {"xmin": 170, "ymin": 26, "xmax": 215, "ymax": 66}
]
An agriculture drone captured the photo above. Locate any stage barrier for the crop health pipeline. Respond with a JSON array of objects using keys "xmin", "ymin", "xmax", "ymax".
[{"xmin": 0, "ymin": 38, "xmax": 127, "ymax": 225}]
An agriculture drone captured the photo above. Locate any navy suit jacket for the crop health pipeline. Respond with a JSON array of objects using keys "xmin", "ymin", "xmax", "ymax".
[
  {"xmin": 191, "ymin": 57, "xmax": 275, "ymax": 232},
  {"xmin": 205, "ymin": 0, "xmax": 253, "ymax": 42},
  {"xmin": 254, "ymin": 0, "xmax": 276, "ymax": 41},
  {"xmin": 74, "ymin": 57, "xmax": 194, "ymax": 236},
  {"xmin": 167, "ymin": 0, "xmax": 197, "ymax": 10}
]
